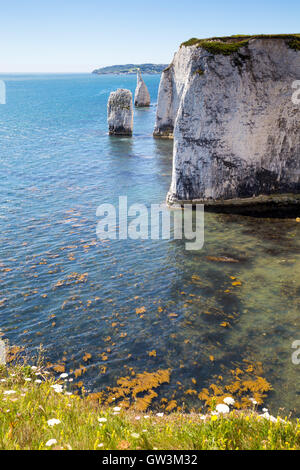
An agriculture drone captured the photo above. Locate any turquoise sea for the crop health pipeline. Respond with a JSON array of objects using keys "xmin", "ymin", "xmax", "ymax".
[{"xmin": 0, "ymin": 74, "xmax": 299, "ymax": 414}]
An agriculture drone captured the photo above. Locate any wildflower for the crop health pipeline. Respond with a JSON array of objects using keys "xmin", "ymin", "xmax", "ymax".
[
  {"xmin": 25, "ymin": 378, "xmax": 32, "ymax": 382},
  {"xmin": 98, "ymin": 443, "xmax": 104, "ymax": 448},
  {"xmin": 135, "ymin": 416, "xmax": 141, "ymax": 420},
  {"xmin": 0, "ymin": 379, "xmax": 7, "ymax": 382},
  {"xmin": 262, "ymin": 408, "xmax": 268, "ymax": 413},
  {"xmin": 260, "ymin": 412, "xmax": 277, "ymax": 423},
  {"xmin": 131, "ymin": 433, "xmax": 140, "ymax": 439},
  {"xmin": 35, "ymin": 379, "xmax": 42, "ymax": 384},
  {"xmin": 60, "ymin": 373, "xmax": 68, "ymax": 379},
  {"xmin": 216, "ymin": 404, "xmax": 230, "ymax": 414},
  {"xmin": 47, "ymin": 418, "xmax": 61, "ymax": 427},
  {"xmin": 113, "ymin": 406, "xmax": 121, "ymax": 412},
  {"xmin": 200, "ymin": 415, "xmax": 206, "ymax": 420},
  {"xmin": 156, "ymin": 413, "xmax": 164, "ymax": 417},
  {"xmin": 51, "ymin": 384, "xmax": 63, "ymax": 393},
  {"xmin": 31, "ymin": 366, "xmax": 37, "ymax": 371},
  {"xmin": 144, "ymin": 415, "xmax": 150, "ymax": 419},
  {"xmin": 249, "ymin": 398, "xmax": 257, "ymax": 405},
  {"xmin": 223, "ymin": 397, "xmax": 235, "ymax": 406},
  {"xmin": 45, "ymin": 439, "xmax": 57, "ymax": 447},
  {"xmin": 98, "ymin": 417, "xmax": 107, "ymax": 423},
  {"xmin": 3, "ymin": 390, "xmax": 16, "ymax": 395}
]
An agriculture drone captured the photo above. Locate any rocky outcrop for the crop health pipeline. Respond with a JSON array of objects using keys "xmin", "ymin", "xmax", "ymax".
[
  {"xmin": 0, "ymin": 335, "xmax": 5, "ymax": 365},
  {"xmin": 153, "ymin": 49, "xmax": 192, "ymax": 138},
  {"xmin": 107, "ymin": 89, "xmax": 133, "ymax": 135},
  {"xmin": 155, "ymin": 35, "xmax": 300, "ymax": 212},
  {"xmin": 134, "ymin": 70, "xmax": 150, "ymax": 107}
]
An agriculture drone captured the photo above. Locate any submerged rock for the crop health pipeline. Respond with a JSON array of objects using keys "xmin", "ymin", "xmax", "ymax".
[
  {"xmin": 134, "ymin": 69, "xmax": 150, "ymax": 107},
  {"xmin": 107, "ymin": 89, "xmax": 133, "ymax": 136},
  {"xmin": 154, "ymin": 35, "xmax": 300, "ymax": 214}
]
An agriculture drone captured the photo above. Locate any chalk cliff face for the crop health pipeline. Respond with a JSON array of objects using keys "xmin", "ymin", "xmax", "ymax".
[
  {"xmin": 155, "ymin": 36, "xmax": 300, "ymax": 208},
  {"xmin": 154, "ymin": 47, "xmax": 193, "ymax": 138},
  {"xmin": 134, "ymin": 70, "xmax": 150, "ymax": 107},
  {"xmin": 107, "ymin": 89, "xmax": 133, "ymax": 136}
]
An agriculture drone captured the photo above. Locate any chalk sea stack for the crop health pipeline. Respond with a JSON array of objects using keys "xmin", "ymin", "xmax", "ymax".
[
  {"xmin": 154, "ymin": 35, "xmax": 300, "ymax": 215},
  {"xmin": 107, "ymin": 89, "xmax": 133, "ymax": 136},
  {"xmin": 134, "ymin": 69, "xmax": 150, "ymax": 107}
]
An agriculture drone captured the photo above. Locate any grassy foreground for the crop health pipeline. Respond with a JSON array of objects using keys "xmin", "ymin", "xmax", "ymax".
[{"xmin": 0, "ymin": 363, "xmax": 299, "ymax": 450}]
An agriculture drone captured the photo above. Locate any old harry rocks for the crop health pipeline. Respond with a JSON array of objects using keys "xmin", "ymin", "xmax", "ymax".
[{"xmin": 154, "ymin": 36, "xmax": 300, "ymax": 213}]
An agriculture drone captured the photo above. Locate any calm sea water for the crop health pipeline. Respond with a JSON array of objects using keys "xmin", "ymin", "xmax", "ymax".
[{"xmin": 0, "ymin": 74, "xmax": 299, "ymax": 414}]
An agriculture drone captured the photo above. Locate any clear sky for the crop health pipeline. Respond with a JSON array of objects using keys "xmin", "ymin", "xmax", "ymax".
[{"xmin": 1, "ymin": 0, "xmax": 299, "ymax": 73}]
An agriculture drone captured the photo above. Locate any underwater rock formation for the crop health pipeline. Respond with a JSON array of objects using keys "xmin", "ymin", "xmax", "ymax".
[{"xmin": 107, "ymin": 89, "xmax": 133, "ymax": 136}]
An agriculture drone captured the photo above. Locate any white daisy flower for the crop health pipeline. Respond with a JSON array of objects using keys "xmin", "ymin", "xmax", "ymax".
[
  {"xmin": 260, "ymin": 412, "xmax": 277, "ymax": 423},
  {"xmin": 47, "ymin": 418, "xmax": 61, "ymax": 427},
  {"xmin": 45, "ymin": 439, "xmax": 57, "ymax": 447},
  {"xmin": 216, "ymin": 404, "xmax": 230, "ymax": 414},
  {"xmin": 223, "ymin": 397, "xmax": 235, "ymax": 406},
  {"xmin": 51, "ymin": 384, "xmax": 63, "ymax": 393},
  {"xmin": 98, "ymin": 417, "xmax": 107, "ymax": 423}
]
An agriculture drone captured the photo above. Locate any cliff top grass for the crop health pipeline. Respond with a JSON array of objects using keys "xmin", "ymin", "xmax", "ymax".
[
  {"xmin": 181, "ymin": 34, "xmax": 300, "ymax": 55},
  {"xmin": 0, "ymin": 362, "xmax": 300, "ymax": 450}
]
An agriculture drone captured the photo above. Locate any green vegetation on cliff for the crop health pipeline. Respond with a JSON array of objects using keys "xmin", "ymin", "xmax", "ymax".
[
  {"xmin": 92, "ymin": 63, "xmax": 168, "ymax": 75},
  {"xmin": 181, "ymin": 34, "xmax": 300, "ymax": 55},
  {"xmin": 0, "ymin": 362, "xmax": 299, "ymax": 450}
]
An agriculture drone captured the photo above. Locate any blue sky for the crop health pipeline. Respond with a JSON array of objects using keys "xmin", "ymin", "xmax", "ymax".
[{"xmin": 1, "ymin": 0, "xmax": 299, "ymax": 72}]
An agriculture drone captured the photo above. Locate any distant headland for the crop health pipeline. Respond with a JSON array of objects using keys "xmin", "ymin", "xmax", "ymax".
[{"xmin": 92, "ymin": 63, "xmax": 168, "ymax": 75}]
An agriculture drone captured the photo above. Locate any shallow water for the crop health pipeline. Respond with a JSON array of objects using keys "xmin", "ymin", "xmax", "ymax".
[{"xmin": 0, "ymin": 74, "xmax": 299, "ymax": 414}]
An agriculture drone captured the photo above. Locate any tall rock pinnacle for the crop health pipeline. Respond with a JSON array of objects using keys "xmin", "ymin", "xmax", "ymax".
[
  {"xmin": 134, "ymin": 69, "xmax": 150, "ymax": 107},
  {"xmin": 107, "ymin": 89, "xmax": 133, "ymax": 136}
]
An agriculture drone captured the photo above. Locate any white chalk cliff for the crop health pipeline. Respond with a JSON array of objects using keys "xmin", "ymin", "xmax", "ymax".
[
  {"xmin": 154, "ymin": 36, "xmax": 300, "ymax": 210},
  {"xmin": 134, "ymin": 69, "xmax": 150, "ymax": 107},
  {"xmin": 107, "ymin": 89, "xmax": 133, "ymax": 136}
]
